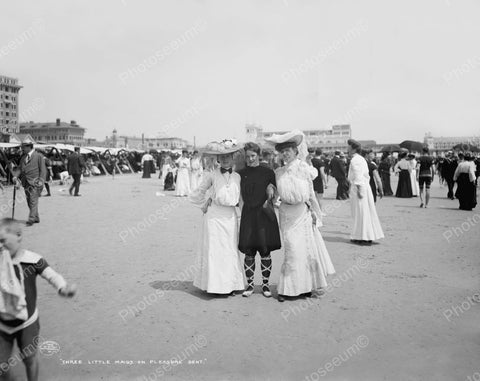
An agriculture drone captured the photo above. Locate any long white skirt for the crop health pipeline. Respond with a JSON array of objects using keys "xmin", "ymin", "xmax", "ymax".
[
  {"xmin": 278, "ymin": 203, "xmax": 335, "ymax": 296},
  {"xmin": 410, "ymin": 169, "xmax": 419, "ymax": 196},
  {"xmin": 350, "ymin": 184, "xmax": 384, "ymax": 241},
  {"xmin": 193, "ymin": 203, "xmax": 246, "ymax": 294},
  {"xmin": 190, "ymin": 170, "xmax": 202, "ymax": 191},
  {"xmin": 175, "ymin": 168, "xmax": 191, "ymax": 196}
]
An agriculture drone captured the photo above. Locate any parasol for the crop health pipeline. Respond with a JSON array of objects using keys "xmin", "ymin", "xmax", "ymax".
[{"xmin": 399, "ymin": 140, "xmax": 425, "ymax": 152}]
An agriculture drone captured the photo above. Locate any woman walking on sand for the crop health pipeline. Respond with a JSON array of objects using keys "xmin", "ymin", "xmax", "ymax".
[
  {"xmin": 175, "ymin": 150, "xmax": 191, "ymax": 197},
  {"xmin": 454, "ymin": 153, "xmax": 477, "ymax": 211},
  {"xmin": 265, "ymin": 130, "xmax": 334, "ymax": 302},
  {"xmin": 394, "ymin": 152, "xmax": 413, "ymax": 198},
  {"xmin": 347, "ymin": 139, "xmax": 384, "ymax": 246},
  {"xmin": 378, "ymin": 152, "xmax": 394, "ymax": 196}
]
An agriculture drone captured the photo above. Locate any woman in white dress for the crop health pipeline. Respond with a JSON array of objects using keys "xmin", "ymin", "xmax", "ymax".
[
  {"xmin": 347, "ymin": 139, "xmax": 385, "ymax": 245},
  {"xmin": 265, "ymin": 130, "xmax": 335, "ymax": 302},
  {"xmin": 189, "ymin": 141, "xmax": 245, "ymax": 295},
  {"xmin": 175, "ymin": 150, "xmax": 191, "ymax": 197},
  {"xmin": 408, "ymin": 154, "xmax": 419, "ymax": 196},
  {"xmin": 190, "ymin": 150, "xmax": 203, "ymax": 191}
]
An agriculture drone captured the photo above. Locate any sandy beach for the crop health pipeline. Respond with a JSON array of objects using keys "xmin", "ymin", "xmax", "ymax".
[{"xmin": 1, "ymin": 173, "xmax": 479, "ymax": 381}]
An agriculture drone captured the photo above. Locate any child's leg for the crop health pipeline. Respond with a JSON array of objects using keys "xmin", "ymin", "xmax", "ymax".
[
  {"xmin": 0, "ymin": 332, "xmax": 15, "ymax": 381},
  {"xmin": 23, "ymin": 355, "xmax": 39, "ymax": 381},
  {"xmin": 17, "ymin": 321, "xmax": 40, "ymax": 381}
]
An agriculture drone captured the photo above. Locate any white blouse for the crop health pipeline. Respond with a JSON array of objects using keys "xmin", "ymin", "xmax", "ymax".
[
  {"xmin": 275, "ymin": 159, "xmax": 321, "ymax": 216},
  {"xmin": 190, "ymin": 158, "xmax": 203, "ymax": 172},
  {"xmin": 454, "ymin": 161, "xmax": 477, "ymax": 182},
  {"xmin": 394, "ymin": 159, "xmax": 411, "ymax": 172},
  {"xmin": 348, "ymin": 153, "xmax": 369, "ymax": 186},
  {"xmin": 176, "ymin": 157, "xmax": 191, "ymax": 170},
  {"xmin": 189, "ymin": 169, "xmax": 240, "ymax": 207}
]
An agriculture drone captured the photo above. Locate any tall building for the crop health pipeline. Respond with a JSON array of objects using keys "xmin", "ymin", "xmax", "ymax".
[
  {"xmin": 0, "ymin": 75, "xmax": 22, "ymax": 140},
  {"xmin": 20, "ymin": 118, "xmax": 86, "ymax": 144},
  {"xmin": 245, "ymin": 123, "xmax": 352, "ymax": 152}
]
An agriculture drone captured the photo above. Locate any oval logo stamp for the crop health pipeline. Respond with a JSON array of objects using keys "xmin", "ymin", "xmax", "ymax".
[{"xmin": 39, "ymin": 340, "xmax": 61, "ymax": 356}]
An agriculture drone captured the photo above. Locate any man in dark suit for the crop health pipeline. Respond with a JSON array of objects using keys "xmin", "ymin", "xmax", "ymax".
[
  {"xmin": 67, "ymin": 147, "xmax": 85, "ymax": 196},
  {"xmin": 13, "ymin": 142, "xmax": 47, "ymax": 226},
  {"xmin": 441, "ymin": 151, "xmax": 458, "ymax": 199},
  {"xmin": 329, "ymin": 151, "xmax": 349, "ymax": 200}
]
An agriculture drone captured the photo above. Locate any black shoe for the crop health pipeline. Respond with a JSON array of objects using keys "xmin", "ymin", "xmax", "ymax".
[
  {"xmin": 278, "ymin": 295, "xmax": 285, "ymax": 302},
  {"xmin": 34, "ymin": 219, "xmax": 40, "ymax": 223},
  {"xmin": 74, "ymin": 194, "xmax": 81, "ymax": 197},
  {"xmin": 46, "ymin": 194, "xmax": 51, "ymax": 197},
  {"xmin": 26, "ymin": 221, "xmax": 34, "ymax": 226}
]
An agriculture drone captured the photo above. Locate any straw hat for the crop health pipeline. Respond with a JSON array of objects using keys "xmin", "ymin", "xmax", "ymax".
[{"xmin": 202, "ymin": 139, "xmax": 240, "ymax": 155}]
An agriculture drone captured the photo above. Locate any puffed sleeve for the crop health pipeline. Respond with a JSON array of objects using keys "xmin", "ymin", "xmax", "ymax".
[
  {"xmin": 308, "ymin": 165, "xmax": 318, "ymax": 180},
  {"xmin": 189, "ymin": 172, "xmax": 214, "ymax": 207}
]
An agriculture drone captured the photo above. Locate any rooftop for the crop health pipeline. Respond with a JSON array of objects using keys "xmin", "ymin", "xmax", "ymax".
[{"xmin": 20, "ymin": 119, "xmax": 85, "ymax": 131}]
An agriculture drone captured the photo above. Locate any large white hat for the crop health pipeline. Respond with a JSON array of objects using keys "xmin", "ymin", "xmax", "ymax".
[
  {"xmin": 264, "ymin": 130, "xmax": 304, "ymax": 151},
  {"xmin": 202, "ymin": 139, "xmax": 240, "ymax": 155}
]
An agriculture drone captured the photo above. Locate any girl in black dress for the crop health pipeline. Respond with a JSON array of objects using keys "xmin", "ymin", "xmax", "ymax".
[{"xmin": 238, "ymin": 142, "xmax": 281, "ymax": 298}]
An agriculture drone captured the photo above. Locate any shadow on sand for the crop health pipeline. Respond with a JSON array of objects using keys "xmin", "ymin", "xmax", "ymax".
[{"xmin": 149, "ymin": 280, "xmax": 254, "ymax": 300}]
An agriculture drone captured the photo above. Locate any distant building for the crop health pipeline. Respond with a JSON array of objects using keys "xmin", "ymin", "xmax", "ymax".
[
  {"xmin": 424, "ymin": 132, "xmax": 480, "ymax": 151},
  {"xmin": 0, "ymin": 75, "xmax": 22, "ymax": 140},
  {"xmin": 20, "ymin": 118, "xmax": 86, "ymax": 144},
  {"xmin": 245, "ymin": 123, "xmax": 352, "ymax": 152},
  {"xmin": 102, "ymin": 130, "xmax": 190, "ymax": 150}
]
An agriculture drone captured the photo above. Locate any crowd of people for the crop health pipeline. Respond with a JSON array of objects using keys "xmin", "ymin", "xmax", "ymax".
[
  {"xmin": 0, "ymin": 134, "xmax": 478, "ymax": 379},
  {"xmin": 136, "ymin": 132, "xmax": 480, "ymax": 304}
]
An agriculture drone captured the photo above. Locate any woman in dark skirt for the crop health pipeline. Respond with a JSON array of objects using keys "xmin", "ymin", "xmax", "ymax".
[
  {"xmin": 394, "ymin": 152, "xmax": 413, "ymax": 198},
  {"xmin": 454, "ymin": 153, "xmax": 477, "ymax": 210},
  {"xmin": 164, "ymin": 171, "xmax": 175, "ymax": 191},
  {"xmin": 364, "ymin": 150, "xmax": 383, "ymax": 203},
  {"xmin": 238, "ymin": 142, "xmax": 281, "ymax": 298},
  {"xmin": 141, "ymin": 152, "xmax": 153, "ymax": 178},
  {"xmin": 378, "ymin": 152, "xmax": 394, "ymax": 196}
]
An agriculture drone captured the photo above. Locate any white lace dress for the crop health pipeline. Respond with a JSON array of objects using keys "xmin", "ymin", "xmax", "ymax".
[{"xmin": 275, "ymin": 159, "xmax": 335, "ymax": 296}]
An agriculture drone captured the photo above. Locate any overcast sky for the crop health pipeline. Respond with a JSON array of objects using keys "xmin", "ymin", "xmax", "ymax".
[{"xmin": 1, "ymin": 0, "xmax": 479, "ymax": 145}]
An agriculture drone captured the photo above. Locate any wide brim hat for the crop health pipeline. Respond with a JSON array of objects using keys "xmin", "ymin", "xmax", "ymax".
[
  {"xmin": 264, "ymin": 130, "xmax": 303, "ymax": 151},
  {"xmin": 202, "ymin": 140, "xmax": 240, "ymax": 155}
]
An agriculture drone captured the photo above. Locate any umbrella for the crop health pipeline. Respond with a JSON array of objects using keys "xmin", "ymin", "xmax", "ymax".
[
  {"xmin": 380, "ymin": 144, "xmax": 402, "ymax": 152},
  {"xmin": 452, "ymin": 143, "xmax": 480, "ymax": 152},
  {"xmin": 399, "ymin": 140, "xmax": 425, "ymax": 152}
]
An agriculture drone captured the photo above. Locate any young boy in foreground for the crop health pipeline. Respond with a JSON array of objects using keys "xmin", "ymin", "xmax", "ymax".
[{"xmin": 0, "ymin": 218, "xmax": 76, "ymax": 381}]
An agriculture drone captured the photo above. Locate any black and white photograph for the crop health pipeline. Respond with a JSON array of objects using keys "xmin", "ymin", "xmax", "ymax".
[{"xmin": 0, "ymin": 1, "xmax": 479, "ymax": 380}]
